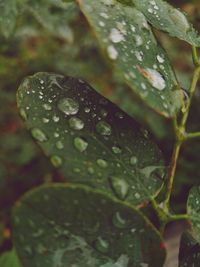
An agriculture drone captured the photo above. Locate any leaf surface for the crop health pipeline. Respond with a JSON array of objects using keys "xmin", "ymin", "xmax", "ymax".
[
  {"xmin": 78, "ymin": 0, "xmax": 183, "ymax": 117},
  {"xmin": 17, "ymin": 72, "xmax": 166, "ymax": 205},
  {"xmin": 0, "ymin": 250, "xmax": 21, "ymax": 267},
  {"xmin": 12, "ymin": 184, "xmax": 166, "ymax": 267},
  {"xmin": 133, "ymin": 0, "xmax": 200, "ymax": 47}
]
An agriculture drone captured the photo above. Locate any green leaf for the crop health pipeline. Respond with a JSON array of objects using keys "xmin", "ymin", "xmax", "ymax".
[
  {"xmin": 77, "ymin": 0, "xmax": 183, "ymax": 117},
  {"xmin": 187, "ymin": 186, "xmax": 200, "ymax": 243},
  {"xmin": 133, "ymin": 0, "xmax": 200, "ymax": 47},
  {"xmin": 12, "ymin": 184, "xmax": 166, "ymax": 267},
  {"xmin": 17, "ymin": 72, "xmax": 166, "ymax": 205},
  {"xmin": 0, "ymin": 250, "xmax": 21, "ymax": 267},
  {"xmin": 0, "ymin": 0, "xmax": 18, "ymax": 38},
  {"xmin": 179, "ymin": 231, "xmax": 200, "ymax": 267}
]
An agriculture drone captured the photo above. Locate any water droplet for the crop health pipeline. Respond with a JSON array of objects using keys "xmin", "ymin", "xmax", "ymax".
[
  {"xmin": 69, "ymin": 117, "xmax": 84, "ymax": 130},
  {"xmin": 130, "ymin": 156, "xmax": 138, "ymax": 165},
  {"xmin": 107, "ymin": 45, "xmax": 118, "ymax": 60},
  {"xmin": 50, "ymin": 155, "xmax": 62, "ymax": 167},
  {"xmin": 84, "ymin": 107, "xmax": 91, "ymax": 113},
  {"xmin": 109, "ymin": 28, "xmax": 124, "ymax": 43},
  {"xmin": 43, "ymin": 103, "xmax": 52, "ymax": 111},
  {"xmin": 138, "ymin": 67, "xmax": 166, "ymax": 90},
  {"xmin": 56, "ymin": 141, "xmax": 64, "ymax": 150},
  {"xmin": 88, "ymin": 166, "xmax": 95, "ymax": 174},
  {"xmin": 135, "ymin": 35, "xmax": 143, "ymax": 46},
  {"xmin": 96, "ymin": 121, "xmax": 112, "ymax": 136},
  {"xmin": 100, "ymin": 109, "xmax": 108, "ymax": 117},
  {"xmin": 112, "ymin": 212, "xmax": 127, "ymax": 228},
  {"xmin": 97, "ymin": 159, "xmax": 108, "ymax": 168},
  {"xmin": 135, "ymin": 192, "xmax": 140, "ymax": 199},
  {"xmin": 112, "ymin": 145, "xmax": 122, "ymax": 154},
  {"xmin": 95, "ymin": 237, "xmax": 109, "ymax": 253},
  {"xmin": 58, "ymin": 98, "xmax": 79, "ymax": 115},
  {"xmin": 74, "ymin": 137, "xmax": 88, "ymax": 152},
  {"xmin": 109, "ymin": 176, "xmax": 129, "ymax": 200},
  {"xmin": 31, "ymin": 128, "xmax": 47, "ymax": 142},
  {"xmin": 19, "ymin": 108, "xmax": 27, "ymax": 120},
  {"xmin": 156, "ymin": 55, "xmax": 165, "ymax": 63},
  {"xmin": 53, "ymin": 115, "xmax": 60, "ymax": 122}
]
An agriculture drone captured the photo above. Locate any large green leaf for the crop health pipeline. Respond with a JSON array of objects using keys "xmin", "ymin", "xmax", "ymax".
[
  {"xmin": 0, "ymin": 0, "xmax": 18, "ymax": 38},
  {"xmin": 12, "ymin": 184, "xmax": 166, "ymax": 267},
  {"xmin": 17, "ymin": 72, "xmax": 166, "ymax": 205},
  {"xmin": 133, "ymin": 0, "xmax": 200, "ymax": 47},
  {"xmin": 77, "ymin": 0, "xmax": 183, "ymax": 117},
  {"xmin": 187, "ymin": 186, "xmax": 200, "ymax": 243},
  {"xmin": 179, "ymin": 231, "xmax": 200, "ymax": 267},
  {"xmin": 0, "ymin": 249, "xmax": 21, "ymax": 267}
]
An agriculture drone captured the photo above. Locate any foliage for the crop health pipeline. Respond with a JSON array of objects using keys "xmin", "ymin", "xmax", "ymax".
[{"xmin": 0, "ymin": 0, "xmax": 199, "ymax": 266}]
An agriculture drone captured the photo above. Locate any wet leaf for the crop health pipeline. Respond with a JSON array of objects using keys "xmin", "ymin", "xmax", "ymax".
[
  {"xmin": 12, "ymin": 184, "xmax": 166, "ymax": 267},
  {"xmin": 77, "ymin": 0, "xmax": 183, "ymax": 117},
  {"xmin": 179, "ymin": 231, "xmax": 200, "ymax": 267},
  {"xmin": 133, "ymin": 0, "xmax": 200, "ymax": 47},
  {"xmin": 17, "ymin": 72, "xmax": 166, "ymax": 205},
  {"xmin": 0, "ymin": 0, "xmax": 18, "ymax": 38},
  {"xmin": 0, "ymin": 250, "xmax": 21, "ymax": 267},
  {"xmin": 187, "ymin": 186, "xmax": 200, "ymax": 243}
]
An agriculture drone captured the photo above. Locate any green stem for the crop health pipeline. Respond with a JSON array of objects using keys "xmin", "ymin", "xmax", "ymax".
[
  {"xmin": 192, "ymin": 46, "xmax": 200, "ymax": 66},
  {"xmin": 168, "ymin": 214, "xmax": 189, "ymax": 222},
  {"xmin": 187, "ymin": 132, "xmax": 200, "ymax": 140},
  {"xmin": 163, "ymin": 50, "xmax": 200, "ymax": 213}
]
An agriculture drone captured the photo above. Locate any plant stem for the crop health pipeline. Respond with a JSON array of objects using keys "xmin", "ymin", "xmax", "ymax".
[
  {"xmin": 163, "ymin": 47, "xmax": 200, "ymax": 212},
  {"xmin": 187, "ymin": 132, "xmax": 200, "ymax": 139}
]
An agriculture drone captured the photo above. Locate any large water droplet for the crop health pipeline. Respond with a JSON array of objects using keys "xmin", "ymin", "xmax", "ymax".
[
  {"xmin": 31, "ymin": 128, "xmax": 47, "ymax": 142},
  {"xmin": 109, "ymin": 176, "xmax": 129, "ymax": 200},
  {"xmin": 96, "ymin": 121, "xmax": 112, "ymax": 136},
  {"xmin": 50, "ymin": 155, "xmax": 62, "ymax": 167},
  {"xmin": 112, "ymin": 212, "xmax": 127, "ymax": 228},
  {"xmin": 74, "ymin": 137, "xmax": 88, "ymax": 152},
  {"xmin": 95, "ymin": 237, "xmax": 109, "ymax": 253},
  {"xmin": 97, "ymin": 159, "xmax": 108, "ymax": 168},
  {"xmin": 107, "ymin": 45, "xmax": 118, "ymax": 60},
  {"xmin": 144, "ymin": 68, "xmax": 166, "ymax": 90},
  {"xmin": 109, "ymin": 28, "xmax": 124, "ymax": 43},
  {"xmin": 69, "ymin": 117, "xmax": 84, "ymax": 130},
  {"xmin": 58, "ymin": 98, "xmax": 79, "ymax": 115}
]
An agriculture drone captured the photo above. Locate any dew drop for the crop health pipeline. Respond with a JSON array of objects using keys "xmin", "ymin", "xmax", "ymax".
[
  {"xmin": 109, "ymin": 28, "xmax": 124, "ymax": 43},
  {"xmin": 95, "ymin": 237, "xmax": 109, "ymax": 253},
  {"xmin": 50, "ymin": 155, "xmax": 62, "ymax": 167},
  {"xmin": 31, "ymin": 128, "xmax": 47, "ymax": 142},
  {"xmin": 156, "ymin": 55, "xmax": 165, "ymax": 63},
  {"xmin": 19, "ymin": 108, "xmax": 27, "ymax": 120},
  {"xmin": 88, "ymin": 166, "xmax": 95, "ymax": 174},
  {"xmin": 43, "ymin": 103, "xmax": 52, "ymax": 111},
  {"xmin": 58, "ymin": 98, "xmax": 79, "ymax": 115},
  {"xmin": 109, "ymin": 176, "xmax": 129, "ymax": 200},
  {"xmin": 107, "ymin": 45, "xmax": 118, "ymax": 60},
  {"xmin": 74, "ymin": 137, "xmax": 88, "ymax": 152},
  {"xmin": 130, "ymin": 156, "xmax": 138, "ymax": 165},
  {"xmin": 69, "ymin": 117, "xmax": 84, "ymax": 130},
  {"xmin": 56, "ymin": 141, "xmax": 64, "ymax": 150},
  {"xmin": 97, "ymin": 159, "xmax": 108, "ymax": 168},
  {"xmin": 112, "ymin": 145, "xmax": 122, "ymax": 154},
  {"xmin": 144, "ymin": 68, "xmax": 166, "ymax": 90},
  {"xmin": 96, "ymin": 121, "xmax": 112, "ymax": 136},
  {"xmin": 112, "ymin": 212, "xmax": 127, "ymax": 228}
]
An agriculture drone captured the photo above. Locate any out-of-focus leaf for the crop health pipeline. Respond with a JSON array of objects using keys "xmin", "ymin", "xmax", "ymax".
[
  {"xmin": 133, "ymin": 0, "xmax": 200, "ymax": 47},
  {"xmin": 0, "ymin": 250, "xmax": 21, "ymax": 267},
  {"xmin": 17, "ymin": 72, "xmax": 166, "ymax": 206},
  {"xmin": 12, "ymin": 184, "xmax": 166, "ymax": 267},
  {"xmin": 179, "ymin": 231, "xmax": 200, "ymax": 267},
  {"xmin": 187, "ymin": 186, "xmax": 200, "ymax": 243},
  {"xmin": 78, "ymin": 0, "xmax": 184, "ymax": 117},
  {"xmin": 0, "ymin": 0, "xmax": 18, "ymax": 38}
]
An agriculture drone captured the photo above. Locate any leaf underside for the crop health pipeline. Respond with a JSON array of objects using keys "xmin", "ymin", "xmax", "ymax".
[
  {"xmin": 0, "ymin": 249, "xmax": 21, "ymax": 267},
  {"xmin": 179, "ymin": 231, "xmax": 200, "ymax": 267},
  {"xmin": 17, "ymin": 72, "xmax": 166, "ymax": 206},
  {"xmin": 78, "ymin": 0, "xmax": 184, "ymax": 117},
  {"xmin": 12, "ymin": 184, "xmax": 166, "ymax": 267}
]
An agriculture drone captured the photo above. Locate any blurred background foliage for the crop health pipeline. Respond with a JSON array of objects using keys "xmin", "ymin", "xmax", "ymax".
[{"xmin": 0, "ymin": 0, "xmax": 199, "ymax": 253}]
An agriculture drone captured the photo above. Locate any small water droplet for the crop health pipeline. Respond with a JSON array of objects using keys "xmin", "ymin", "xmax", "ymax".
[
  {"xmin": 19, "ymin": 108, "xmax": 27, "ymax": 120},
  {"xmin": 88, "ymin": 166, "xmax": 95, "ymax": 174},
  {"xmin": 130, "ymin": 156, "xmax": 138, "ymax": 165},
  {"xmin": 96, "ymin": 121, "xmax": 112, "ymax": 136},
  {"xmin": 50, "ymin": 155, "xmax": 62, "ymax": 167},
  {"xmin": 31, "ymin": 128, "xmax": 47, "ymax": 142},
  {"xmin": 112, "ymin": 145, "xmax": 122, "ymax": 154},
  {"xmin": 112, "ymin": 212, "xmax": 127, "ymax": 228},
  {"xmin": 56, "ymin": 141, "xmax": 64, "ymax": 150},
  {"xmin": 58, "ymin": 98, "xmax": 79, "ymax": 115},
  {"xmin": 97, "ymin": 159, "xmax": 108, "ymax": 168},
  {"xmin": 95, "ymin": 237, "xmax": 109, "ymax": 253},
  {"xmin": 84, "ymin": 107, "xmax": 91, "ymax": 113},
  {"xmin": 74, "ymin": 137, "xmax": 88, "ymax": 152},
  {"xmin": 107, "ymin": 45, "xmax": 118, "ymax": 60},
  {"xmin": 43, "ymin": 103, "xmax": 52, "ymax": 111},
  {"xmin": 69, "ymin": 117, "xmax": 84, "ymax": 130},
  {"xmin": 109, "ymin": 176, "xmax": 129, "ymax": 200},
  {"xmin": 109, "ymin": 28, "xmax": 124, "ymax": 43}
]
